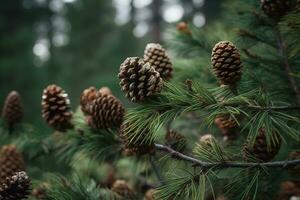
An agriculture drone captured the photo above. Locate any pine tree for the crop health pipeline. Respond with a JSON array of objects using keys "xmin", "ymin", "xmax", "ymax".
[{"xmin": 0, "ymin": 1, "xmax": 300, "ymax": 200}]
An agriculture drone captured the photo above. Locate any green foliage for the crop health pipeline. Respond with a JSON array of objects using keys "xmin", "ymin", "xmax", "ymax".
[{"xmin": 46, "ymin": 174, "xmax": 119, "ymax": 200}]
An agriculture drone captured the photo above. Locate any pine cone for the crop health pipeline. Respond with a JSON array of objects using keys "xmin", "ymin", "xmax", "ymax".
[
  {"xmin": 41, "ymin": 85, "xmax": 73, "ymax": 131},
  {"xmin": 0, "ymin": 145, "xmax": 25, "ymax": 185},
  {"xmin": 200, "ymin": 134, "xmax": 215, "ymax": 144},
  {"xmin": 144, "ymin": 188, "xmax": 155, "ymax": 200},
  {"xmin": 214, "ymin": 115, "xmax": 238, "ymax": 141},
  {"xmin": 243, "ymin": 128, "xmax": 281, "ymax": 162},
  {"xmin": 118, "ymin": 57, "xmax": 163, "ymax": 102},
  {"xmin": 176, "ymin": 22, "xmax": 191, "ymax": 35},
  {"xmin": 0, "ymin": 171, "xmax": 31, "ymax": 200},
  {"xmin": 288, "ymin": 151, "xmax": 300, "ymax": 175},
  {"xmin": 261, "ymin": 0, "xmax": 298, "ymax": 20},
  {"xmin": 31, "ymin": 182, "xmax": 49, "ymax": 200},
  {"xmin": 1, "ymin": 91, "xmax": 23, "ymax": 128},
  {"xmin": 119, "ymin": 124, "xmax": 155, "ymax": 156},
  {"xmin": 211, "ymin": 41, "xmax": 242, "ymax": 85},
  {"xmin": 144, "ymin": 43, "xmax": 173, "ymax": 80},
  {"xmin": 99, "ymin": 87, "xmax": 112, "ymax": 96},
  {"xmin": 111, "ymin": 180, "xmax": 135, "ymax": 199},
  {"xmin": 277, "ymin": 181, "xmax": 300, "ymax": 200},
  {"xmin": 80, "ymin": 87, "xmax": 98, "ymax": 115},
  {"xmin": 88, "ymin": 93, "xmax": 125, "ymax": 130},
  {"xmin": 165, "ymin": 130, "xmax": 186, "ymax": 152}
]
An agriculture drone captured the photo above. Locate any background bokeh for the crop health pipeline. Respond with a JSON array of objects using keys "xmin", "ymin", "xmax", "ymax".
[{"xmin": 0, "ymin": 0, "xmax": 220, "ymax": 129}]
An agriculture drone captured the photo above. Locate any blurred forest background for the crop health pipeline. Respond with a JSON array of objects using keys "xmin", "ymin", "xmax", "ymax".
[{"xmin": 0, "ymin": 0, "xmax": 220, "ymax": 129}]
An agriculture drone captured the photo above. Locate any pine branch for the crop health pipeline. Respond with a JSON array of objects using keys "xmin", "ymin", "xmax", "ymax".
[
  {"xmin": 149, "ymin": 156, "xmax": 164, "ymax": 184},
  {"xmin": 276, "ymin": 31, "xmax": 300, "ymax": 104},
  {"xmin": 155, "ymin": 143, "xmax": 300, "ymax": 169}
]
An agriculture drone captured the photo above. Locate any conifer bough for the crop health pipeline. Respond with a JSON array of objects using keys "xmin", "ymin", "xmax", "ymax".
[
  {"xmin": 0, "ymin": 171, "xmax": 31, "ymax": 200},
  {"xmin": 211, "ymin": 41, "xmax": 243, "ymax": 86},
  {"xmin": 143, "ymin": 43, "xmax": 173, "ymax": 81},
  {"xmin": 119, "ymin": 123, "xmax": 155, "ymax": 156},
  {"xmin": 1, "ymin": 91, "xmax": 23, "ymax": 130},
  {"xmin": 41, "ymin": 84, "xmax": 73, "ymax": 131},
  {"xmin": 118, "ymin": 57, "xmax": 163, "ymax": 102}
]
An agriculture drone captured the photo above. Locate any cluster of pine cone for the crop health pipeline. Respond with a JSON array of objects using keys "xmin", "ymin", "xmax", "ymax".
[
  {"xmin": 118, "ymin": 43, "xmax": 173, "ymax": 103},
  {"xmin": 0, "ymin": 145, "xmax": 31, "ymax": 200},
  {"xmin": 80, "ymin": 86, "xmax": 125, "ymax": 130},
  {"xmin": 100, "ymin": 166, "xmax": 156, "ymax": 200}
]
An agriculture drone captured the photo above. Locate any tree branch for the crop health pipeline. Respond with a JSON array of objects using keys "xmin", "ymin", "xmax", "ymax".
[
  {"xmin": 155, "ymin": 143, "xmax": 300, "ymax": 169},
  {"xmin": 276, "ymin": 32, "xmax": 300, "ymax": 104},
  {"xmin": 246, "ymin": 105, "xmax": 300, "ymax": 111}
]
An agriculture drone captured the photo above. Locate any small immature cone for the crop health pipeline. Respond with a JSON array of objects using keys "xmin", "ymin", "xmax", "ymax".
[
  {"xmin": 211, "ymin": 41, "xmax": 242, "ymax": 86},
  {"xmin": 80, "ymin": 87, "xmax": 98, "ymax": 115},
  {"xmin": 119, "ymin": 123, "xmax": 155, "ymax": 156},
  {"xmin": 41, "ymin": 84, "xmax": 73, "ymax": 131},
  {"xmin": 176, "ymin": 22, "xmax": 191, "ymax": 35},
  {"xmin": 143, "ymin": 43, "xmax": 173, "ymax": 80},
  {"xmin": 261, "ymin": 0, "xmax": 298, "ymax": 20},
  {"xmin": 214, "ymin": 115, "xmax": 238, "ymax": 141},
  {"xmin": 0, "ymin": 171, "xmax": 31, "ymax": 200},
  {"xmin": 165, "ymin": 130, "xmax": 186, "ymax": 152},
  {"xmin": 144, "ymin": 188, "xmax": 155, "ymax": 200},
  {"xmin": 111, "ymin": 180, "xmax": 135, "ymax": 199},
  {"xmin": 1, "ymin": 91, "xmax": 23, "ymax": 130},
  {"xmin": 0, "ymin": 145, "xmax": 25, "ymax": 185},
  {"xmin": 118, "ymin": 57, "xmax": 163, "ymax": 102},
  {"xmin": 99, "ymin": 87, "xmax": 112, "ymax": 96},
  {"xmin": 88, "ymin": 92, "xmax": 125, "ymax": 130},
  {"xmin": 31, "ymin": 182, "xmax": 49, "ymax": 200},
  {"xmin": 243, "ymin": 128, "xmax": 281, "ymax": 162}
]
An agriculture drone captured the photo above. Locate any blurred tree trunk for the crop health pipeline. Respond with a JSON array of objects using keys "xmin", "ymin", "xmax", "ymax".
[{"xmin": 151, "ymin": 0, "xmax": 162, "ymax": 43}]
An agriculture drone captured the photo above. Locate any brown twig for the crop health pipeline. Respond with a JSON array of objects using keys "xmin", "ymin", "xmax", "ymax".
[
  {"xmin": 155, "ymin": 143, "xmax": 300, "ymax": 169},
  {"xmin": 276, "ymin": 32, "xmax": 300, "ymax": 104}
]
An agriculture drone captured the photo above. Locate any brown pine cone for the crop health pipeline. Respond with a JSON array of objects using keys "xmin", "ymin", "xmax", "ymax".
[
  {"xmin": 165, "ymin": 130, "xmax": 186, "ymax": 152},
  {"xmin": 214, "ymin": 115, "xmax": 238, "ymax": 141},
  {"xmin": 1, "ymin": 91, "xmax": 23, "ymax": 129},
  {"xmin": 288, "ymin": 151, "xmax": 300, "ymax": 175},
  {"xmin": 176, "ymin": 22, "xmax": 191, "ymax": 35},
  {"xmin": 88, "ymin": 93, "xmax": 125, "ymax": 130},
  {"xmin": 119, "ymin": 124, "xmax": 155, "ymax": 156},
  {"xmin": 144, "ymin": 43, "xmax": 173, "ymax": 81},
  {"xmin": 277, "ymin": 181, "xmax": 300, "ymax": 200},
  {"xmin": 99, "ymin": 87, "xmax": 112, "ymax": 96},
  {"xmin": 118, "ymin": 57, "xmax": 163, "ymax": 102},
  {"xmin": 0, "ymin": 171, "xmax": 31, "ymax": 200},
  {"xmin": 144, "ymin": 188, "xmax": 155, "ymax": 200},
  {"xmin": 80, "ymin": 87, "xmax": 98, "ymax": 115},
  {"xmin": 111, "ymin": 180, "xmax": 135, "ymax": 199},
  {"xmin": 261, "ymin": 0, "xmax": 298, "ymax": 20},
  {"xmin": 41, "ymin": 84, "xmax": 73, "ymax": 131},
  {"xmin": 243, "ymin": 128, "xmax": 281, "ymax": 162},
  {"xmin": 0, "ymin": 145, "xmax": 25, "ymax": 185},
  {"xmin": 211, "ymin": 41, "xmax": 242, "ymax": 85},
  {"xmin": 31, "ymin": 182, "xmax": 49, "ymax": 200}
]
